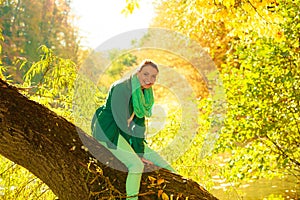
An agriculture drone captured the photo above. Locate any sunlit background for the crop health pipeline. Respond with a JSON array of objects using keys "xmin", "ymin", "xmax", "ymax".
[{"xmin": 70, "ymin": 0, "xmax": 155, "ymax": 48}]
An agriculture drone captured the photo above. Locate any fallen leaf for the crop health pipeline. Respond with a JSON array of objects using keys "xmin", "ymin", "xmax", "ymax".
[
  {"xmin": 148, "ymin": 176, "xmax": 156, "ymax": 184},
  {"xmin": 69, "ymin": 146, "xmax": 76, "ymax": 151},
  {"xmin": 157, "ymin": 178, "xmax": 165, "ymax": 185},
  {"xmin": 162, "ymin": 192, "xmax": 169, "ymax": 200},
  {"xmin": 158, "ymin": 189, "xmax": 163, "ymax": 198}
]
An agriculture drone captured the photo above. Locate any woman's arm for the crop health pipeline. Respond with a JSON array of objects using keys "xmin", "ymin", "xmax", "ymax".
[
  {"xmin": 111, "ymin": 81, "xmax": 147, "ymax": 155},
  {"xmin": 110, "ymin": 83, "xmax": 132, "ymax": 135}
]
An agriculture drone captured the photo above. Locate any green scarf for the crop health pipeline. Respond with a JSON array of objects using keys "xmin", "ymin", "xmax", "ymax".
[{"xmin": 131, "ymin": 74, "xmax": 154, "ymax": 118}]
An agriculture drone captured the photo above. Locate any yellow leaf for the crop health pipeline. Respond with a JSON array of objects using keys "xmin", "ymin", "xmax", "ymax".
[
  {"xmin": 148, "ymin": 176, "xmax": 156, "ymax": 184},
  {"xmin": 162, "ymin": 192, "xmax": 169, "ymax": 200}
]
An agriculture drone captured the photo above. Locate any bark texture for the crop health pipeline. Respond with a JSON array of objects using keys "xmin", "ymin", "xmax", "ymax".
[{"xmin": 0, "ymin": 79, "xmax": 218, "ymax": 200}]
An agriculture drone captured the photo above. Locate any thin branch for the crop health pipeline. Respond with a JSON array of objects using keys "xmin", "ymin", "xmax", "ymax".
[
  {"xmin": 245, "ymin": 0, "xmax": 268, "ymax": 22},
  {"xmin": 0, "ymin": 162, "xmax": 16, "ymax": 176},
  {"xmin": 265, "ymin": 134, "xmax": 300, "ymax": 167}
]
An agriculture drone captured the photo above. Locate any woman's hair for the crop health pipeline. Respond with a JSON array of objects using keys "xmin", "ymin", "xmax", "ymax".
[{"xmin": 137, "ymin": 59, "xmax": 159, "ymax": 72}]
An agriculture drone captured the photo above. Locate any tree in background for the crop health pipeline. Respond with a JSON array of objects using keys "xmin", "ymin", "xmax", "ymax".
[
  {"xmin": 218, "ymin": 0, "xmax": 300, "ymax": 182},
  {"xmin": 151, "ymin": 0, "xmax": 281, "ymax": 69},
  {"xmin": 0, "ymin": 0, "xmax": 80, "ymax": 83}
]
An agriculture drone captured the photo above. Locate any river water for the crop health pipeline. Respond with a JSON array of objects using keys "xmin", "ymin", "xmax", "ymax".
[{"xmin": 211, "ymin": 175, "xmax": 299, "ymax": 200}]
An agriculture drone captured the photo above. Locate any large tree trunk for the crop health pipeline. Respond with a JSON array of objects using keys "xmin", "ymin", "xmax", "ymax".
[{"xmin": 0, "ymin": 78, "xmax": 218, "ymax": 200}]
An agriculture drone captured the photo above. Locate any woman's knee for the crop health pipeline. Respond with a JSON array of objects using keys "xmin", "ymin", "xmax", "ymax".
[{"xmin": 127, "ymin": 157, "xmax": 144, "ymax": 173}]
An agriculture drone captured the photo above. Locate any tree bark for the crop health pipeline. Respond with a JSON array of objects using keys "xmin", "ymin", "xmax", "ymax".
[{"xmin": 0, "ymin": 78, "xmax": 218, "ymax": 200}]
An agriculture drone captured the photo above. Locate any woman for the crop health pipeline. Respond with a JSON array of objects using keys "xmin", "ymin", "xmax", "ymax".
[{"xmin": 91, "ymin": 60, "xmax": 176, "ymax": 200}]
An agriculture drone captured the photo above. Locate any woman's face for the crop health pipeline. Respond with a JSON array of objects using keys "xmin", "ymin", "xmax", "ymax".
[{"xmin": 137, "ymin": 65, "xmax": 158, "ymax": 89}]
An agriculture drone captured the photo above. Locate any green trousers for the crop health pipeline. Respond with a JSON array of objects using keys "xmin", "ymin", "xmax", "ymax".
[{"xmin": 99, "ymin": 135, "xmax": 175, "ymax": 200}]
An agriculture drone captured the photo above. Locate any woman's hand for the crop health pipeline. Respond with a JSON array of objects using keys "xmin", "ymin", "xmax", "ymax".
[
  {"xmin": 127, "ymin": 112, "xmax": 135, "ymax": 127},
  {"xmin": 141, "ymin": 157, "xmax": 153, "ymax": 165}
]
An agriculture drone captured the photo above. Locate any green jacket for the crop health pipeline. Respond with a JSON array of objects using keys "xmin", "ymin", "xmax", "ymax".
[{"xmin": 91, "ymin": 76, "xmax": 146, "ymax": 156}]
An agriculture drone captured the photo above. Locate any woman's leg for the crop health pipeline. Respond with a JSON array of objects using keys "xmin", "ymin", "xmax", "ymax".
[
  {"xmin": 143, "ymin": 144, "xmax": 176, "ymax": 173},
  {"xmin": 98, "ymin": 135, "xmax": 144, "ymax": 200}
]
